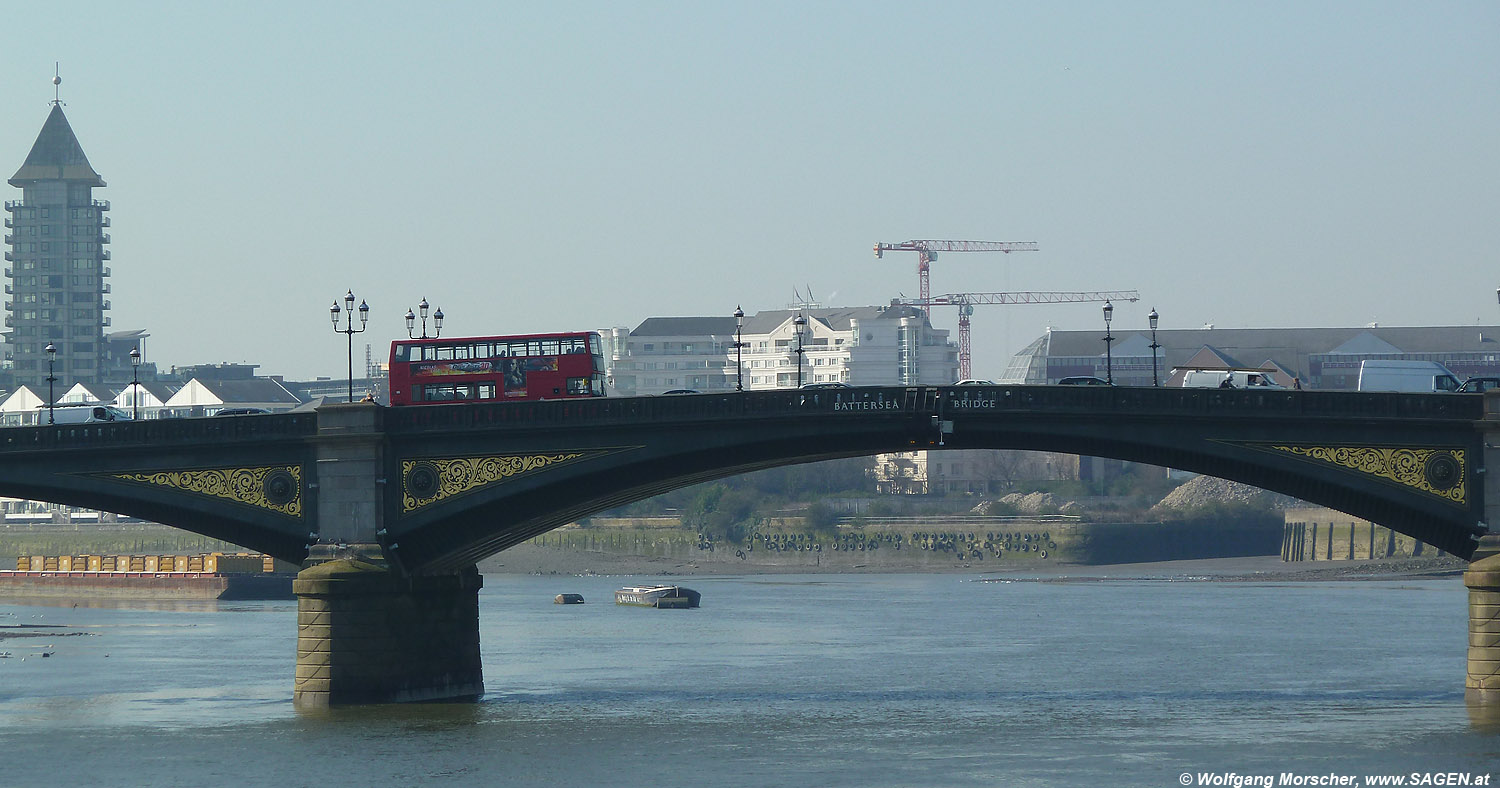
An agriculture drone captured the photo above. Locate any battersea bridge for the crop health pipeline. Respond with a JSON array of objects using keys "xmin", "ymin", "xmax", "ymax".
[{"xmin": 1, "ymin": 384, "xmax": 1497, "ymax": 707}]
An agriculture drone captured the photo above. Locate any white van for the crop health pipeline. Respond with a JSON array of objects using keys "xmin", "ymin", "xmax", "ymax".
[
  {"xmin": 37, "ymin": 403, "xmax": 132, "ymax": 424},
  {"xmin": 1356, "ymin": 360, "xmax": 1460, "ymax": 393},
  {"xmin": 1178, "ymin": 369, "xmax": 1284, "ymax": 389}
]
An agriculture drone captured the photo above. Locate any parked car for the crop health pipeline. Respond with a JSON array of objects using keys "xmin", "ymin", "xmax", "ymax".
[
  {"xmin": 1056, "ymin": 376, "xmax": 1110, "ymax": 386},
  {"xmin": 661, "ymin": 389, "xmax": 701, "ymax": 395},
  {"xmin": 1458, "ymin": 377, "xmax": 1500, "ymax": 394},
  {"xmin": 955, "ymin": 379, "xmax": 995, "ymax": 385},
  {"xmin": 213, "ymin": 407, "xmax": 273, "ymax": 416},
  {"xmin": 799, "ymin": 382, "xmax": 852, "ymax": 389}
]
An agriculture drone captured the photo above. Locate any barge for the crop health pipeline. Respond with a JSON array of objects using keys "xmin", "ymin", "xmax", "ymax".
[
  {"xmin": 614, "ymin": 585, "xmax": 700, "ymax": 609},
  {"xmin": 3, "ymin": 552, "xmax": 295, "ymax": 600},
  {"xmin": 0, "ymin": 570, "xmax": 292, "ymax": 600}
]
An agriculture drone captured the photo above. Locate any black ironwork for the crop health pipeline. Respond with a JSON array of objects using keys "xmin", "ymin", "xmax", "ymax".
[
  {"xmin": 129, "ymin": 346, "xmax": 142, "ymax": 420},
  {"xmin": 331, "ymin": 290, "xmax": 369, "ymax": 403},
  {"xmin": 1102, "ymin": 301, "xmax": 1115, "ymax": 385},
  {"xmin": 406, "ymin": 297, "xmax": 443, "ymax": 339},
  {"xmin": 733, "ymin": 306, "xmax": 745, "ymax": 391},
  {"xmin": 1148, "ymin": 308, "xmax": 1160, "ymax": 387},
  {"xmin": 793, "ymin": 313, "xmax": 807, "ymax": 387},
  {"xmin": 44, "ymin": 343, "xmax": 56, "ymax": 425}
]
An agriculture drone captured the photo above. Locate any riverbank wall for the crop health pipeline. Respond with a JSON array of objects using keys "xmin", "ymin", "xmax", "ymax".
[{"xmin": 525, "ymin": 515, "xmax": 1282, "ymax": 570}]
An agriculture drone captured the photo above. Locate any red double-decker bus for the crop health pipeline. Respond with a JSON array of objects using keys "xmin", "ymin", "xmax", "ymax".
[{"xmin": 388, "ymin": 331, "xmax": 606, "ymax": 406}]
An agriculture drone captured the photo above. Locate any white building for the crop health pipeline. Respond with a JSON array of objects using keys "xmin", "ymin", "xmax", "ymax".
[
  {"xmin": 873, "ymin": 449, "xmax": 1082, "ymax": 495},
  {"xmin": 609, "ymin": 305, "xmax": 959, "ymax": 396}
]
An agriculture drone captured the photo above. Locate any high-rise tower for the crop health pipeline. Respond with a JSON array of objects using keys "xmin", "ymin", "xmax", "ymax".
[{"xmin": 5, "ymin": 97, "xmax": 112, "ymax": 387}]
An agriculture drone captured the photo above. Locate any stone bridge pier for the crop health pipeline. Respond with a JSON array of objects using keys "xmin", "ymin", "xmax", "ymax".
[
  {"xmin": 292, "ymin": 404, "xmax": 483, "ymax": 708},
  {"xmin": 1467, "ymin": 393, "xmax": 1500, "ymax": 711}
]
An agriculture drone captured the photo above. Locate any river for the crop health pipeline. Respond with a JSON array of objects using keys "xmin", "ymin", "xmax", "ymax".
[{"xmin": 0, "ymin": 572, "xmax": 1494, "ymax": 787}]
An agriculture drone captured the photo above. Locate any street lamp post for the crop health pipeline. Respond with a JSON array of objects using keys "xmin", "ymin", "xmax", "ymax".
[
  {"xmin": 129, "ymin": 347, "xmax": 142, "ymax": 420},
  {"xmin": 1148, "ymin": 308, "xmax": 1160, "ymax": 387},
  {"xmin": 44, "ymin": 343, "xmax": 57, "ymax": 425},
  {"xmin": 793, "ymin": 313, "xmax": 807, "ymax": 387},
  {"xmin": 406, "ymin": 297, "xmax": 443, "ymax": 340},
  {"xmin": 331, "ymin": 290, "xmax": 369, "ymax": 403},
  {"xmin": 1102, "ymin": 301, "xmax": 1115, "ymax": 385},
  {"xmin": 733, "ymin": 306, "xmax": 745, "ymax": 391}
]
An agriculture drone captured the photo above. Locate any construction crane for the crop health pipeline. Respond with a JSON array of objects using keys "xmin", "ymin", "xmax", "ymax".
[
  {"xmin": 874, "ymin": 240, "xmax": 1040, "ymax": 314},
  {"xmin": 891, "ymin": 290, "xmax": 1141, "ymax": 379}
]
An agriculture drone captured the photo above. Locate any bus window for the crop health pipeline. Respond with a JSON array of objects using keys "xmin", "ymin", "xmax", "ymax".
[
  {"xmin": 478, "ymin": 383, "xmax": 497, "ymax": 399},
  {"xmin": 393, "ymin": 344, "xmax": 411, "ymax": 362},
  {"xmin": 452, "ymin": 345, "xmax": 471, "ymax": 360},
  {"xmin": 527, "ymin": 341, "xmax": 543, "ymax": 357},
  {"xmin": 435, "ymin": 346, "xmax": 455, "ymax": 360},
  {"xmin": 420, "ymin": 345, "xmax": 437, "ymax": 361},
  {"xmin": 567, "ymin": 377, "xmax": 591, "ymax": 395}
]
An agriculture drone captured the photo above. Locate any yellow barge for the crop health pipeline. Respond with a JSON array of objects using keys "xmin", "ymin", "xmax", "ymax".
[{"xmin": 3, "ymin": 552, "xmax": 295, "ymax": 600}]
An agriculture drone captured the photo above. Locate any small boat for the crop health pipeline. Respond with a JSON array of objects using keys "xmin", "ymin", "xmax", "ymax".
[
  {"xmin": 554, "ymin": 593, "xmax": 585, "ymax": 605},
  {"xmin": 614, "ymin": 585, "xmax": 701, "ymax": 609}
]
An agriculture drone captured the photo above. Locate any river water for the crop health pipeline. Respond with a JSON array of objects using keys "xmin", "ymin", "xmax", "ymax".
[{"xmin": 0, "ymin": 572, "xmax": 1494, "ymax": 787}]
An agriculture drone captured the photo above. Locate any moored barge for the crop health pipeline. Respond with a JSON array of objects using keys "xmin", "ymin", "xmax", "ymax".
[{"xmin": 614, "ymin": 585, "xmax": 700, "ymax": 609}]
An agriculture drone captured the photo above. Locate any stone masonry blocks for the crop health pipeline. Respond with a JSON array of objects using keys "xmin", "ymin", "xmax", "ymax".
[{"xmin": 292, "ymin": 558, "xmax": 483, "ymax": 708}]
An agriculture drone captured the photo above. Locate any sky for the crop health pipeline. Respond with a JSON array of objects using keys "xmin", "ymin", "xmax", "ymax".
[{"xmin": 2, "ymin": 1, "xmax": 1496, "ymax": 381}]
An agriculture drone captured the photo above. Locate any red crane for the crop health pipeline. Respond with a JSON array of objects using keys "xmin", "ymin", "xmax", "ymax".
[
  {"xmin": 891, "ymin": 290, "xmax": 1141, "ymax": 379},
  {"xmin": 874, "ymin": 240, "xmax": 1040, "ymax": 313}
]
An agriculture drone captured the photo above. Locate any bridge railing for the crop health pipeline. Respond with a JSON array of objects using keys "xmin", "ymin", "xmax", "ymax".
[
  {"xmin": 381, "ymin": 385, "xmax": 1484, "ymax": 433},
  {"xmin": 0, "ymin": 412, "xmax": 318, "ymax": 453},
  {"xmin": 942, "ymin": 385, "xmax": 1483, "ymax": 420}
]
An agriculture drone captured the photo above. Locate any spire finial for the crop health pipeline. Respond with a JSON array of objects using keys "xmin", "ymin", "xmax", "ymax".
[{"xmin": 50, "ymin": 62, "xmax": 64, "ymax": 107}]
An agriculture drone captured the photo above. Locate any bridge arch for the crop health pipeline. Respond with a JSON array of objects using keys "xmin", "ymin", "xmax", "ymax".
[{"xmin": 384, "ymin": 386, "xmax": 1486, "ymax": 573}]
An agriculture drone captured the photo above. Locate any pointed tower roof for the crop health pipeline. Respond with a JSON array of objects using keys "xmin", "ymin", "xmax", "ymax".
[{"xmin": 9, "ymin": 104, "xmax": 105, "ymax": 186}]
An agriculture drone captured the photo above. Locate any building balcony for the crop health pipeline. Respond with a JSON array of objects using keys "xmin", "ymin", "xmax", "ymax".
[
  {"xmin": 92, "ymin": 200, "xmax": 109, "ymax": 211},
  {"xmin": 99, "ymin": 217, "xmax": 110, "ymax": 227},
  {"xmin": 3, "ymin": 236, "xmax": 12, "ymax": 245},
  {"xmin": 101, "ymin": 266, "xmax": 111, "ymax": 277},
  {"xmin": 101, "ymin": 250, "xmax": 110, "ymax": 261},
  {"xmin": 101, "ymin": 300, "xmax": 111, "ymax": 310},
  {"xmin": 3, "ymin": 316, "xmax": 10, "ymax": 327},
  {"xmin": 3, "ymin": 218, "xmax": 11, "ymax": 228},
  {"xmin": 100, "ymin": 283, "xmax": 110, "ymax": 294},
  {"xmin": 98, "ymin": 233, "xmax": 110, "ymax": 244},
  {"xmin": 4, "ymin": 201, "xmax": 22, "ymax": 211},
  {"xmin": 102, "ymin": 317, "xmax": 111, "ymax": 327},
  {"xmin": 3, "ymin": 285, "xmax": 9, "ymax": 295}
]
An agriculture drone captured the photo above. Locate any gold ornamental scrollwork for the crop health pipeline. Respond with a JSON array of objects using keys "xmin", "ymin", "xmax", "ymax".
[
  {"xmin": 111, "ymin": 465, "xmax": 303, "ymax": 517},
  {"xmin": 1264, "ymin": 445, "xmax": 1466, "ymax": 505},
  {"xmin": 402, "ymin": 452, "xmax": 594, "ymax": 514}
]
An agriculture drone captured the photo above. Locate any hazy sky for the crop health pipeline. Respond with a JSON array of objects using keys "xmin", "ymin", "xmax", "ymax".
[{"xmin": 2, "ymin": 1, "xmax": 1496, "ymax": 380}]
